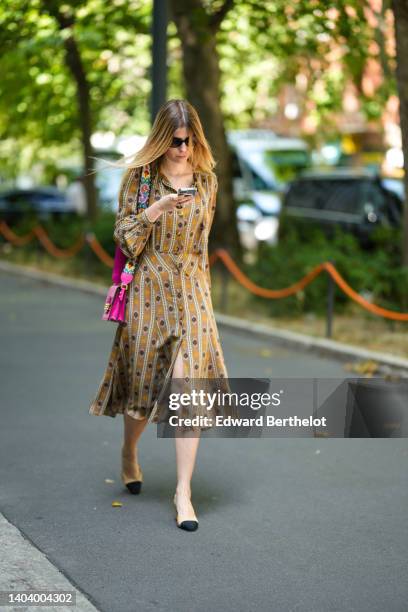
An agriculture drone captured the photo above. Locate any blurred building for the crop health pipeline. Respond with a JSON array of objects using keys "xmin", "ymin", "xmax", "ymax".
[{"xmin": 256, "ymin": 2, "xmax": 402, "ymax": 176}]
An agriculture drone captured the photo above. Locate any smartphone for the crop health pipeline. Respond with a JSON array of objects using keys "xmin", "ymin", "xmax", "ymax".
[{"xmin": 177, "ymin": 187, "xmax": 197, "ymax": 197}]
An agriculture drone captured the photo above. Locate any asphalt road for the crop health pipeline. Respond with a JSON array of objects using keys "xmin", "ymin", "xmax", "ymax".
[{"xmin": 0, "ymin": 271, "xmax": 407, "ymax": 612}]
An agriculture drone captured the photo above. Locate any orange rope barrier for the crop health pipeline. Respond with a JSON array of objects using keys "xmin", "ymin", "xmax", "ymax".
[
  {"xmin": 86, "ymin": 233, "xmax": 114, "ymax": 267},
  {"xmin": 211, "ymin": 248, "xmax": 408, "ymax": 322},
  {"xmin": 209, "ymin": 249, "xmax": 326, "ymax": 298},
  {"xmin": 1, "ymin": 221, "xmax": 407, "ymax": 321},
  {"xmin": 0, "ymin": 221, "xmax": 114, "ymax": 266},
  {"xmin": 322, "ymin": 261, "xmax": 408, "ymax": 321},
  {"xmin": 33, "ymin": 225, "xmax": 85, "ymax": 258},
  {"xmin": 0, "ymin": 221, "xmax": 35, "ymax": 246}
]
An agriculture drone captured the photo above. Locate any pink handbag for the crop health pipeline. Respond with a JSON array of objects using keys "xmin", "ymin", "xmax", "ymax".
[{"xmin": 102, "ymin": 163, "xmax": 152, "ymax": 324}]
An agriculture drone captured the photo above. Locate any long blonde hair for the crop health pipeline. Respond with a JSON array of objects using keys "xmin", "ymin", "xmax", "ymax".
[{"xmin": 93, "ymin": 99, "xmax": 217, "ymax": 191}]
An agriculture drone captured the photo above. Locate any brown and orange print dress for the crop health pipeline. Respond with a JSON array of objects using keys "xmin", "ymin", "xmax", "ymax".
[{"xmin": 88, "ymin": 159, "xmax": 232, "ymax": 425}]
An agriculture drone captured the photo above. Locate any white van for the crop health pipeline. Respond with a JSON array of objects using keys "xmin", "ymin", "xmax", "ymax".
[{"xmin": 227, "ymin": 130, "xmax": 311, "ymax": 245}]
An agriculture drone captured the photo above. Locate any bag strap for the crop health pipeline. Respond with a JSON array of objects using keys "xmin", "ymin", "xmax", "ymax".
[
  {"xmin": 136, "ymin": 163, "xmax": 152, "ymax": 212},
  {"xmin": 112, "ymin": 163, "xmax": 153, "ymax": 284}
]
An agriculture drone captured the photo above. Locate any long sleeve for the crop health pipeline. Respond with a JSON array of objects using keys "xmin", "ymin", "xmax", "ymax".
[
  {"xmin": 203, "ymin": 174, "xmax": 218, "ymax": 292},
  {"xmin": 113, "ymin": 166, "xmax": 155, "ymax": 260}
]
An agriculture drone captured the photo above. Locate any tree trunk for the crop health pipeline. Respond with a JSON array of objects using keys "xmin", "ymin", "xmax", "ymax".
[
  {"xmin": 43, "ymin": 3, "xmax": 98, "ymax": 222},
  {"xmin": 62, "ymin": 33, "xmax": 98, "ymax": 222},
  {"xmin": 169, "ymin": 0, "xmax": 242, "ymax": 258},
  {"xmin": 392, "ymin": 0, "xmax": 408, "ymax": 266}
]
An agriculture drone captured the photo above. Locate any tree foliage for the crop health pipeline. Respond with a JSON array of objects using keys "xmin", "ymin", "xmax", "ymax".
[
  {"xmin": 0, "ymin": 0, "xmax": 151, "ymax": 178},
  {"xmin": 0, "ymin": 1, "xmax": 398, "ymax": 179}
]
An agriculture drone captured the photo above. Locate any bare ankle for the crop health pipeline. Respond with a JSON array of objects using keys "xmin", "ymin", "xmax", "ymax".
[
  {"xmin": 175, "ymin": 485, "xmax": 191, "ymax": 498},
  {"xmin": 122, "ymin": 442, "xmax": 138, "ymax": 454}
]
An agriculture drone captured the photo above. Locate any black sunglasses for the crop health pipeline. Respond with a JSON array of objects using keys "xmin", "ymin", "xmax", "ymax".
[{"xmin": 170, "ymin": 136, "xmax": 192, "ymax": 148}]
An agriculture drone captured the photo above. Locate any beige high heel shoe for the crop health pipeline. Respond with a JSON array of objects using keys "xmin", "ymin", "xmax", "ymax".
[
  {"xmin": 173, "ymin": 492, "xmax": 199, "ymax": 531},
  {"xmin": 121, "ymin": 444, "xmax": 143, "ymax": 494}
]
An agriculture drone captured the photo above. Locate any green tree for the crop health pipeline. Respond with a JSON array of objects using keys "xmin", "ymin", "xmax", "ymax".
[
  {"xmin": 0, "ymin": 0, "xmax": 150, "ymax": 220},
  {"xmin": 169, "ymin": 0, "xmax": 241, "ymax": 254},
  {"xmin": 391, "ymin": 0, "xmax": 408, "ymax": 266}
]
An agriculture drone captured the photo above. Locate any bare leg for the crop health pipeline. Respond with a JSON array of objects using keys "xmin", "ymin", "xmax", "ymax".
[
  {"xmin": 123, "ymin": 412, "xmax": 148, "ymax": 452},
  {"xmin": 172, "ymin": 347, "xmax": 200, "ymax": 523},
  {"xmin": 121, "ymin": 412, "xmax": 148, "ymax": 486}
]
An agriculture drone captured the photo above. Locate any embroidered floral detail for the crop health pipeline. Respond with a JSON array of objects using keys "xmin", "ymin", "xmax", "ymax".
[
  {"xmin": 138, "ymin": 165, "xmax": 152, "ymax": 209},
  {"xmin": 121, "ymin": 164, "xmax": 152, "ymax": 272},
  {"xmin": 123, "ymin": 260, "xmax": 136, "ymax": 274}
]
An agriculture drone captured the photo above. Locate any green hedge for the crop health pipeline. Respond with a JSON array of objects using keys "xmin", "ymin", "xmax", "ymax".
[
  {"xmin": 243, "ymin": 221, "xmax": 408, "ymax": 317},
  {"xmin": 4, "ymin": 213, "xmax": 408, "ymax": 318}
]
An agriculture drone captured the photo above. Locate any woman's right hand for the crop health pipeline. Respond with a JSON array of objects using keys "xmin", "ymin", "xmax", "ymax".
[
  {"xmin": 157, "ymin": 193, "xmax": 195, "ymax": 213},
  {"xmin": 145, "ymin": 193, "xmax": 195, "ymax": 223}
]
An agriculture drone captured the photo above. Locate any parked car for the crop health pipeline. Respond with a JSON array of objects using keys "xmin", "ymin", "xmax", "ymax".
[
  {"xmin": 227, "ymin": 130, "xmax": 312, "ymax": 245},
  {"xmin": 279, "ymin": 168, "xmax": 403, "ymax": 247},
  {"xmin": 0, "ymin": 187, "xmax": 77, "ymax": 224}
]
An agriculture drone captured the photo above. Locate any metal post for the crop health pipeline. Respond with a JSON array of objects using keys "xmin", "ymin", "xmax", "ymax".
[
  {"xmin": 35, "ymin": 235, "xmax": 42, "ymax": 266},
  {"xmin": 326, "ymin": 262, "xmax": 335, "ymax": 338},
  {"xmin": 150, "ymin": 0, "xmax": 168, "ymax": 125}
]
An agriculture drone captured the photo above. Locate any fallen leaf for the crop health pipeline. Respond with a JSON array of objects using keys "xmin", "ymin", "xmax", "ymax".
[
  {"xmin": 112, "ymin": 501, "xmax": 123, "ymax": 507},
  {"xmin": 343, "ymin": 360, "xmax": 379, "ymax": 375}
]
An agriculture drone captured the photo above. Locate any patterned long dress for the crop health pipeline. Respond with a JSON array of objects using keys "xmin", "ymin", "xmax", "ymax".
[{"xmin": 88, "ymin": 159, "xmax": 232, "ymax": 426}]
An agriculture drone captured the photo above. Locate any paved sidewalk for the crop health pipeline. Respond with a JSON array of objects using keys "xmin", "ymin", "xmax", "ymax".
[
  {"xmin": 0, "ymin": 269, "xmax": 407, "ymax": 612},
  {"xmin": 0, "ymin": 513, "xmax": 99, "ymax": 611},
  {"xmin": 0, "ymin": 259, "xmax": 407, "ymax": 373}
]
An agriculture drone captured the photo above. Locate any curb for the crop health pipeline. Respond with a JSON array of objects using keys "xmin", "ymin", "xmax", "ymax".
[
  {"xmin": 0, "ymin": 260, "xmax": 108, "ymax": 297},
  {"xmin": 215, "ymin": 312, "xmax": 408, "ymax": 373},
  {"xmin": 0, "ymin": 512, "xmax": 99, "ymax": 610},
  {"xmin": 1, "ymin": 258, "xmax": 408, "ymax": 373}
]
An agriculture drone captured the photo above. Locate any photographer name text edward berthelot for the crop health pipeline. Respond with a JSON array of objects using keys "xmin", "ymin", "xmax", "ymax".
[{"xmin": 168, "ymin": 415, "xmax": 327, "ymax": 428}]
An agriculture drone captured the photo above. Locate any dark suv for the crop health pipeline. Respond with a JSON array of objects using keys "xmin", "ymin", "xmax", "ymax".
[
  {"xmin": 0, "ymin": 187, "xmax": 75, "ymax": 224},
  {"xmin": 280, "ymin": 168, "xmax": 403, "ymax": 246}
]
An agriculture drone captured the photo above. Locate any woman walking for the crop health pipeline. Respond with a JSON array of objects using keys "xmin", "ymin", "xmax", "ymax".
[{"xmin": 89, "ymin": 99, "xmax": 231, "ymax": 532}]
